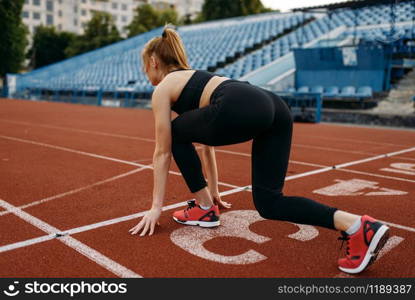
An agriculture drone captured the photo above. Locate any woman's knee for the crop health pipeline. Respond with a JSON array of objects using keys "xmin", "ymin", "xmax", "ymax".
[
  {"xmin": 254, "ymin": 202, "xmax": 274, "ymax": 220},
  {"xmin": 171, "ymin": 141, "xmax": 192, "ymax": 161},
  {"xmin": 252, "ymin": 187, "xmax": 287, "ymax": 220}
]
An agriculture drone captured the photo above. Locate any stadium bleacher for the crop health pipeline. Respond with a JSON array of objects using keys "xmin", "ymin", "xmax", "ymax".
[
  {"xmin": 9, "ymin": 12, "xmax": 308, "ymax": 99},
  {"xmin": 284, "ymin": 85, "xmax": 374, "ymax": 98},
  {"xmin": 217, "ymin": 1, "xmax": 415, "ymax": 78},
  {"xmin": 6, "ymin": 0, "xmax": 415, "ymax": 114}
]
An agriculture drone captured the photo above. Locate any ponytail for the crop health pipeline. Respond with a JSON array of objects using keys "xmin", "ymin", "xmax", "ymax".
[{"xmin": 142, "ymin": 24, "xmax": 190, "ymax": 71}]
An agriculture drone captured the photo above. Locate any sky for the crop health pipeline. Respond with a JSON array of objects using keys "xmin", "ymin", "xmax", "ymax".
[{"xmin": 261, "ymin": 0, "xmax": 342, "ymax": 12}]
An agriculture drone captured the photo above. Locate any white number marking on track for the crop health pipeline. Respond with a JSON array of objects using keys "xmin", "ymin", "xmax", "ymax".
[
  {"xmin": 170, "ymin": 210, "xmax": 318, "ymax": 265},
  {"xmin": 381, "ymin": 163, "xmax": 415, "ymax": 176},
  {"xmin": 313, "ymin": 179, "xmax": 407, "ymax": 196}
]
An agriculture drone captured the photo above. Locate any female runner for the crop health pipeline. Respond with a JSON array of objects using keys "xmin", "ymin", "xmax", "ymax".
[{"xmin": 129, "ymin": 25, "xmax": 389, "ymax": 274}]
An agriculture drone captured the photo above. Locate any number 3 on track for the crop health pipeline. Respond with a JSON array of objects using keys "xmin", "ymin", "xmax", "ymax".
[{"xmin": 170, "ymin": 210, "xmax": 318, "ymax": 265}]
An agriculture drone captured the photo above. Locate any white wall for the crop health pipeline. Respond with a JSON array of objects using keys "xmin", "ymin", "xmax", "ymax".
[
  {"xmin": 21, "ymin": 0, "xmax": 204, "ymax": 37},
  {"xmin": 22, "ymin": 0, "xmax": 147, "ymax": 36}
]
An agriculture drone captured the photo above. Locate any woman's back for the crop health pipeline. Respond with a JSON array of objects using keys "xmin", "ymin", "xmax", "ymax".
[{"xmin": 166, "ymin": 69, "xmax": 230, "ymax": 114}]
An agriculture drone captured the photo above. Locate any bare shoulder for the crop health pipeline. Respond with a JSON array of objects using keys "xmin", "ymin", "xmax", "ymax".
[
  {"xmin": 161, "ymin": 70, "xmax": 196, "ymax": 101},
  {"xmin": 152, "ymin": 78, "xmax": 172, "ymax": 102}
]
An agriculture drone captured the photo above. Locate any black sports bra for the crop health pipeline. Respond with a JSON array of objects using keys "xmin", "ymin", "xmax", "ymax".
[{"xmin": 170, "ymin": 69, "xmax": 224, "ymax": 115}]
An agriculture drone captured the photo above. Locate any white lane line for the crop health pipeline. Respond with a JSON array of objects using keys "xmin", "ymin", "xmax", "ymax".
[
  {"xmin": 0, "ymin": 134, "xmax": 241, "ymax": 190},
  {"xmin": 0, "ymin": 199, "xmax": 141, "ymax": 278},
  {"xmin": 206, "ymin": 147, "xmax": 329, "ymax": 168},
  {"xmin": 1, "ymin": 118, "xmax": 401, "ymax": 161},
  {"xmin": 0, "ymin": 140, "xmax": 411, "ymax": 220},
  {"xmin": 7, "ymin": 133, "xmax": 411, "ymax": 220},
  {"xmin": 0, "ymin": 119, "xmax": 155, "ymax": 143},
  {"xmin": 0, "ymin": 234, "xmax": 56, "ymax": 253},
  {"xmin": 59, "ymin": 236, "xmax": 140, "ymax": 277},
  {"xmin": 0, "ymin": 163, "xmax": 240, "ymax": 221},
  {"xmin": 66, "ymin": 201, "xmax": 196, "ymax": 236},
  {"xmin": 203, "ymin": 148, "xmax": 250, "ymax": 157},
  {"xmin": 5, "ymin": 118, "xmax": 409, "ymax": 171},
  {"xmin": 297, "ymin": 132, "xmax": 410, "ymax": 148},
  {"xmin": 293, "ymin": 143, "xmax": 378, "ymax": 156},
  {"xmin": 380, "ymin": 168, "xmax": 415, "ymax": 176},
  {"xmin": 339, "ymin": 168, "xmax": 415, "ymax": 184},
  {"xmin": 284, "ymin": 166, "xmax": 333, "ymax": 181},
  {"xmin": 392, "ymin": 156, "xmax": 415, "ymax": 162},
  {"xmin": 279, "ymin": 146, "xmax": 415, "ymax": 182},
  {"xmin": 0, "ymin": 167, "xmax": 148, "ymax": 217},
  {"xmin": 381, "ymin": 221, "xmax": 415, "ymax": 233},
  {"xmin": 0, "ymin": 114, "xmax": 395, "ymax": 147},
  {"xmin": 0, "ymin": 186, "xmax": 248, "ymax": 254},
  {"xmin": 289, "ymin": 160, "xmax": 326, "ymax": 168},
  {"xmin": 0, "ymin": 135, "xmax": 146, "ymax": 168},
  {"xmin": 1, "ymin": 134, "xmax": 413, "ymax": 207},
  {"xmin": 0, "ymin": 122, "xmax": 352, "ymax": 170},
  {"xmin": 335, "ymin": 147, "xmax": 415, "ymax": 168},
  {"xmin": 2, "ymin": 178, "xmax": 414, "ymax": 257},
  {"xmin": 131, "ymin": 158, "xmax": 153, "ymax": 163},
  {"xmin": 1, "ymin": 132, "xmax": 414, "ymax": 256},
  {"xmin": 210, "ymin": 147, "xmax": 328, "ymax": 168},
  {"xmin": 65, "ymin": 185, "xmax": 249, "ymax": 237}
]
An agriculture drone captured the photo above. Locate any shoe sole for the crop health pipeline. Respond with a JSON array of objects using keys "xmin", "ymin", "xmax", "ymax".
[
  {"xmin": 339, "ymin": 225, "xmax": 390, "ymax": 274},
  {"xmin": 173, "ymin": 216, "xmax": 220, "ymax": 228}
]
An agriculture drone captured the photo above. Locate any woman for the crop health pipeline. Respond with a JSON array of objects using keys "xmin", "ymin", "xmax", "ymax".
[{"xmin": 129, "ymin": 25, "xmax": 390, "ymax": 274}]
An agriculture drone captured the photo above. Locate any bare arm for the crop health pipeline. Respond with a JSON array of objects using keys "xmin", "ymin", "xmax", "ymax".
[
  {"xmin": 200, "ymin": 145, "xmax": 232, "ymax": 209},
  {"xmin": 130, "ymin": 84, "xmax": 172, "ymax": 236},
  {"xmin": 201, "ymin": 145, "xmax": 219, "ymax": 193},
  {"xmin": 151, "ymin": 87, "xmax": 172, "ymax": 209}
]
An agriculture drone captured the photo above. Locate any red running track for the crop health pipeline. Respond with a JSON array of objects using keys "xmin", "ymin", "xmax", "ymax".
[{"xmin": 0, "ymin": 98, "xmax": 414, "ymax": 278}]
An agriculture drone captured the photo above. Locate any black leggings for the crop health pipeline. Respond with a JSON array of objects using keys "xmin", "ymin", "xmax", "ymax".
[{"xmin": 171, "ymin": 80, "xmax": 338, "ymax": 230}]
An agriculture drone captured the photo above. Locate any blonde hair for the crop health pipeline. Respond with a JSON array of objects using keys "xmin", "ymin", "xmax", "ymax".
[{"xmin": 141, "ymin": 24, "xmax": 190, "ymax": 72}]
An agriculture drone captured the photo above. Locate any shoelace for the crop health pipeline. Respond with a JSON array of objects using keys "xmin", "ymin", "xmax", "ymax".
[
  {"xmin": 185, "ymin": 200, "xmax": 196, "ymax": 211},
  {"xmin": 338, "ymin": 232, "xmax": 351, "ymax": 256}
]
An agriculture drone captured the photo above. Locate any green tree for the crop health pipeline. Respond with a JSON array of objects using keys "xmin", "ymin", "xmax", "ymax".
[
  {"xmin": 126, "ymin": 4, "xmax": 159, "ymax": 37},
  {"xmin": 240, "ymin": 0, "xmax": 270, "ymax": 15},
  {"xmin": 201, "ymin": 0, "xmax": 241, "ymax": 20},
  {"xmin": 65, "ymin": 11, "xmax": 121, "ymax": 57},
  {"xmin": 27, "ymin": 26, "xmax": 76, "ymax": 69},
  {"xmin": 159, "ymin": 8, "xmax": 179, "ymax": 27},
  {"xmin": 126, "ymin": 4, "xmax": 180, "ymax": 37},
  {"xmin": 201, "ymin": 0, "xmax": 273, "ymax": 21},
  {"xmin": 0, "ymin": 0, "xmax": 28, "ymax": 80},
  {"xmin": 192, "ymin": 11, "xmax": 206, "ymax": 23}
]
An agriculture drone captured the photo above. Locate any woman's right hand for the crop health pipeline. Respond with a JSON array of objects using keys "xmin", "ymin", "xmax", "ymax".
[{"xmin": 129, "ymin": 207, "xmax": 161, "ymax": 236}]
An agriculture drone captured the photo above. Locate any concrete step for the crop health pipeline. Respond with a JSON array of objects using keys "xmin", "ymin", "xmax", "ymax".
[{"xmin": 379, "ymin": 69, "xmax": 415, "ymax": 106}]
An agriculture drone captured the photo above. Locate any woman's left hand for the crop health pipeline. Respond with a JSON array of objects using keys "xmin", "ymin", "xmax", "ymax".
[
  {"xmin": 211, "ymin": 190, "xmax": 232, "ymax": 209},
  {"xmin": 129, "ymin": 207, "xmax": 162, "ymax": 237}
]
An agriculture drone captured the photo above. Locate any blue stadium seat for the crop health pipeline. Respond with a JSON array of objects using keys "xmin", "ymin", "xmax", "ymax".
[
  {"xmin": 12, "ymin": 0, "xmax": 414, "ymax": 96},
  {"xmin": 340, "ymin": 86, "xmax": 357, "ymax": 97},
  {"xmin": 311, "ymin": 86, "xmax": 323, "ymax": 93},
  {"xmin": 297, "ymin": 86, "xmax": 310, "ymax": 93},
  {"xmin": 356, "ymin": 86, "xmax": 373, "ymax": 98},
  {"xmin": 324, "ymin": 86, "xmax": 339, "ymax": 97}
]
